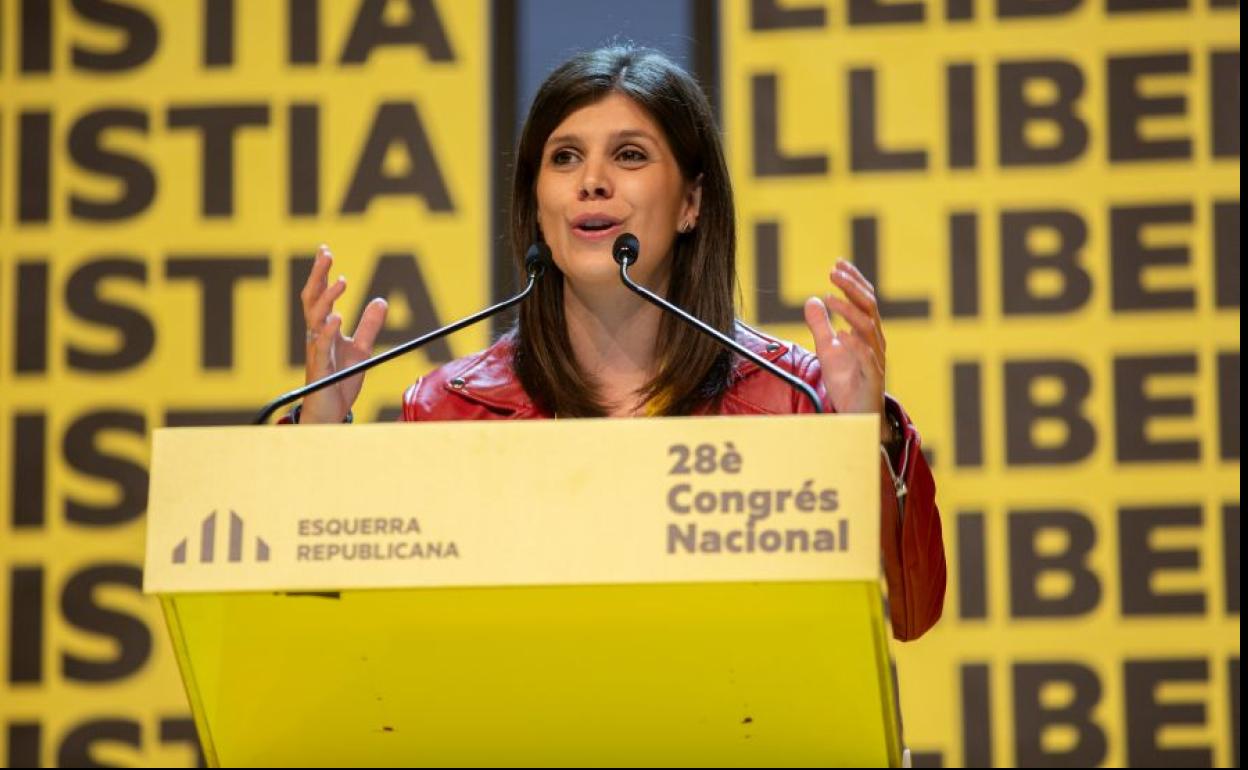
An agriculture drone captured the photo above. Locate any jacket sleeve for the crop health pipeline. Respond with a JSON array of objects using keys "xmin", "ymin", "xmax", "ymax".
[
  {"xmin": 795, "ymin": 353, "xmax": 946, "ymax": 641},
  {"xmin": 877, "ymin": 395, "xmax": 946, "ymax": 641}
]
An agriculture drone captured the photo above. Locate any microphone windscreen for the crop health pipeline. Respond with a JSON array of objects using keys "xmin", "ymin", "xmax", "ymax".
[
  {"xmin": 525, "ymin": 242, "xmax": 552, "ymax": 276},
  {"xmin": 612, "ymin": 233, "xmax": 640, "ymax": 265}
]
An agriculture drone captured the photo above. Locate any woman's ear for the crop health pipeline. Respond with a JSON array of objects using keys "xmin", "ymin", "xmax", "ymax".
[{"xmin": 682, "ymin": 173, "xmax": 704, "ymax": 225}]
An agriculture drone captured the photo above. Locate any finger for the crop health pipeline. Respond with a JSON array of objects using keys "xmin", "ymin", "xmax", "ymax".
[
  {"xmin": 311, "ymin": 312, "xmax": 342, "ymax": 373},
  {"xmin": 828, "ymin": 272, "xmax": 886, "ymax": 354},
  {"xmin": 825, "ymin": 295, "xmax": 885, "ymax": 365},
  {"xmin": 351, "ymin": 298, "xmax": 389, "ymax": 353},
  {"xmin": 829, "ymin": 268, "xmax": 879, "ymax": 318},
  {"xmin": 306, "ymin": 275, "xmax": 348, "ymax": 330},
  {"xmin": 835, "ymin": 258, "xmax": 876, "ymax": 298},
  {"xmin": 300, "ymin": 244, "xmax": 334, "ymax": 313},
  {"xmin": 803, "ymin": 296, "xmax": 836, "ymax": 353}
]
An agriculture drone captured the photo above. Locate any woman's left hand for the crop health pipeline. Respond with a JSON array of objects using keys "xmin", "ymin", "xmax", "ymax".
[{"xmin": 802, "ymin": 259, "xmax": 886, "ymax": 416}]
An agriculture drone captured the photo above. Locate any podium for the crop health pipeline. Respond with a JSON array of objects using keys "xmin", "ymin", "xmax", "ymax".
[{"xmin": 144, "ymin": 414, "xmax": 902, "ymax": 767}]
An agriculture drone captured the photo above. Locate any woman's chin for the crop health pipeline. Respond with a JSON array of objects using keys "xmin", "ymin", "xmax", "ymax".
[{"xmin": 555, "ymin": 246, "xmax": 624, "ymax": 283}]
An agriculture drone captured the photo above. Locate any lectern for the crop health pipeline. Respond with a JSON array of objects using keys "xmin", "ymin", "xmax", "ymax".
[{"xmin": 144, "ymin": 414, "xmax": 902, "ymax": 766}]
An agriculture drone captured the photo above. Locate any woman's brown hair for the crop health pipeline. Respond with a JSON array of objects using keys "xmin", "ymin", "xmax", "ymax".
[{"xmin": 510, "ymin": 45, "xmax": 736, "ymax": 416}]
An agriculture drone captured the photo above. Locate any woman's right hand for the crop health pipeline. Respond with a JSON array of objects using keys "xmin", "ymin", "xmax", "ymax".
[{"xmin": 298, "ymin": 244, "xmax": 389, "ymax": 423}]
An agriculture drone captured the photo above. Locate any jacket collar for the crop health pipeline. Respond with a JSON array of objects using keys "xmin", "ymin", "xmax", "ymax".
[{"xmin": 444, "ymin": 322, "xmax": 792, "ymax": 414}]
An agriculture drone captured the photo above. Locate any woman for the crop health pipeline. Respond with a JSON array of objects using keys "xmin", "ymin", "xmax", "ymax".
[{"xmin": 294, "ymin": 46, "xmax": 945, "ymax": 640}]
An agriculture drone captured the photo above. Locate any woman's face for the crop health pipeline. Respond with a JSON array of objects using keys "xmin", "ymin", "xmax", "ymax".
[{"xmin": 535, "ymin": 92, "xmax": 701, "ymax": 292}]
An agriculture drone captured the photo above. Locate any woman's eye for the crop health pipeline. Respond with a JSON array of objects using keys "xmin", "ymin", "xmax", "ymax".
[
  {"xmin": 618, "ymin": 148, "xmax": 647, "ymax": 163},
  {"xmin": 551, "ymin": 149, "xmax": 578, "ymax": 165}
]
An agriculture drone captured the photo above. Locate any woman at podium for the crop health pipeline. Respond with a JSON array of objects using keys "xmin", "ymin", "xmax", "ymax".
[{"xmin": 288, "ymin": 46, "xmax": 945, "ymax": 641}]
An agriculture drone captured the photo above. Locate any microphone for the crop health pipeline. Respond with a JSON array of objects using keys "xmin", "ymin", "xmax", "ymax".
[
  {"xmin": 612, "ymin": 233, "xmax": 824, "ymax": 414},
  {"xmin": 253, "ymin": 243, "xmax": 551, "ymax": 424}
]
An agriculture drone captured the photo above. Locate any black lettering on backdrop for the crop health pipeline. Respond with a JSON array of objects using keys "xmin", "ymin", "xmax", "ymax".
[
  {"xmin": 1214, "ymin": 200, "xmax": 1240, "ymax": 308},
  {"xmin": 953, "ymin": 361, "xmax": 984, "ymax": 466},
  {"xmin": 949, "ymin": 212, "xmax": 980, "ymax": 317},
  {"xmin": 68, "ymin": 108, "xmax": 156, "ymax": 221},
  {"xmin": 998, "ymin": 0, "xmax": 1083, "ymax": 16},
  {"xmin": 165, "ymin": 407, "xmax": 255, "ymax": 427},
  {"xmin": 358, "ymin": 253, "xmax": 452, "ymax": 362},
  {"xmin": 1225, "ymin": 504, "xmax": 1240, "ymax": 614},
  {"xmin": 63, "ymin": 410, "xmax": 148, "ymax": 527},
  {"xmin": 849, "ymin": 0, "xmax": 924, "ymax": 24},
  {"xmin": 850, "ymin": 69, "xmax": 928, "ymax": 171},
  {"xmin": 60, "ymin": 563, "xmax": 151, "ymax": 681},
  {"xmin": 19, "ymin": 112, "xmax": 51, "ymax": 222},
  {"xmin": 1211, "ymin": 50, "xmax": 1240, "ymax": 157},
  {"xmin": 65, "ymin": 258, "xmax": 156, "ymax": 371},
  {"xmin": 753, "ymin": 222, "xmax": 806, "ymax": 323},
  {"xmin": 7, "ymin": 717, "xmax": 203, "ymax": 768},
  {"xmin": 958, "ymin": 511, "xmax": 988, "ymax": 618},
  {"xmin": 8, "ymin": 566, "xmax": 44, "ymax": 684},
  {"xmin": 57, "ymin": 718, "xmax": 140, "ymax": 767},
  {"xmin": 13, "ymin": 414, "xmax": 47, "ymax": 528},
  {"xmin": 16, "ymin": 261, "xmax": 49, "ymax": 373},
  {"xmin": 1229, "ymin": 658, "xmax": 1241, "ymax": 768},
  {"xmin": 288, "ymin": 254, "xmax": 315, "ymax": 366},
  {"xmin": 6, "ymin": 723, "xmax": 40, "ymax": 767},
  {"xmin": 1219, "ymin": 352, "xmax": 1240, "ymax": 461},
  {"xmin": 998, "ymin": 61, "xmax": 1088, "ymax": 165},
  {"xmin": 1004, "ymin": 360, "xmax": 1095, "ymax": 464},
  {"xmin": 288, "ymin": 0, "xmax": 319, "ymax": 64},
  {"xmin": 1009, "ymin": 510, "xmax": 1101, "ymax": 616},
  {"xmin": 1000, "ymin": 210, "xmax": 1090, "ymax": 314},
  {"xmin": 1107, "ymin": 54, "xmax": 1193, "ymax": 161},
  {"xmin": 289, "ymin": 104, "xmax": 320, "ymax": 215},
  {"xmin": 1124, "ymin": 660, "xmax": 1213, "ymax": 766},
  {"xmin": 1013, "ymin": 663, "xmax": 1107, "ymax": 767},
  {"xmin": 961, "ymin": 663, "xmax": 993, "ymax": 766},
  {"xmin": 165, "ymin": 257, "xmax": 270, "ymax": 369},
  {"xmin": 948, "ymin": 64, "xmax": 977, "ymax": 167},
  {"xmin": 1110, "ymin": 204, "xmax": 1195, "ymax": 311},
  {"xmin": 751, "ymin": 74, "xmax": 829, "ymax": 177},
  {"xmin": 947, "ymin": 0, "xmax": 975, "ymax": 19},
  {"xmin": 340, "ymin": 0, "xmax": 454, "ymax": 64},
  {"xmin": 1119, "ymin": 506, "xmax": 1205, "ymax": 615},
  {"xmin": 852, "ymin": 217, "xmax": 931, "ymax": 318},
  {"xmin": 204, "ymin": 0, "xmax": 234, "ymax": 67},
  {"xmin": 20, "ymin": 0, "xmax": 52, "ymax": 73},
  {"xmin": 1113, "ymin": 355, "xmax": 1199, "ymax": 462},
  {"xmin": 160, "ymin": 717, "xmax": 207, "ymax": 767},
  {"xmin": 340, "ymin": 102, "xmax": 453, "ymax": 213},
  {"xmin": 166, "ymin": 105, "xmax": 271, "ymax": 217},
  {"xmin": 72, "ymin": 0, "xmax": 158, "ymax": 71},
  {"xmin": 750, "ymin": 0, "xmax": 827, "ymax": 27}
]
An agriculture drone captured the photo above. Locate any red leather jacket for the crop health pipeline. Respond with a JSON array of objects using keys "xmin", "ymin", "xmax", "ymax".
[{"xmin": 402, "ymin": 323, "xmax": 946, "ymax": 641}]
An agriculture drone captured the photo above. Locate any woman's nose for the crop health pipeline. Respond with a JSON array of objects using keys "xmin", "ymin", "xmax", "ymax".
[{"xmin": 578, "ymin": 159, "xmax": 613, "ymax": 200}]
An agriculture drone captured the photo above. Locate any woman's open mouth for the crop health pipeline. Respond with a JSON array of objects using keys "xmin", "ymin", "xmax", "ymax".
[{"xmin": 571, "ymin": 215, "xmax": 625, "ymax": 241}]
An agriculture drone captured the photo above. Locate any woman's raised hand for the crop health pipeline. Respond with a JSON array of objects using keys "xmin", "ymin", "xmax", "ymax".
[
  {"xmin": 298, "ymin": 245, "xmax": 389, "ymax": 423},
  {"xmin": 802, "ymin": 259, "xmax": 886, "ymax": 419}
]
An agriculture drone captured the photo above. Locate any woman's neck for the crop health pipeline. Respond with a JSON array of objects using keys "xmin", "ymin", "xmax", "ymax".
[{"xmin": 562, "ymin": 277, "xmax": 667, "ymax": 416}]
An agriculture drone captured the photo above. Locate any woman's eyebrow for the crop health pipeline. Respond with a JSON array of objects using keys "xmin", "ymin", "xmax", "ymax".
[
  {"xmin": 544, "ymin": 129, "xmax": 659, "ymax": 148},
  {"xmin": 545, "ymin": 133, "xmax": 581, "ymax": 148},
  {"xmin": 614, "ymin": 129, "xmax": 658, "ymax": 143}
]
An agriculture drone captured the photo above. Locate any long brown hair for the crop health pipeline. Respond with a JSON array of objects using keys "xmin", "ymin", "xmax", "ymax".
[{"xmin": 510, "ymin": 46, "xmax": 736, "ymax": 416}]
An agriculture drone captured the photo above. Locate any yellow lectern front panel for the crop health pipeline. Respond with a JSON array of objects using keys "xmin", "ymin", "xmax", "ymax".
[{"xmin": 165, "ymin": 581, "xmax": 897, "ymax": 767}]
